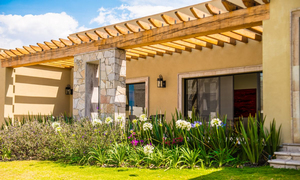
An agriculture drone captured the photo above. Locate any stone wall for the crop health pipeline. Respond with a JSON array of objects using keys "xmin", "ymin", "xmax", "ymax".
[{"xmin": 73, "ymin": 48, "xmax": 126, "ymax": 119}]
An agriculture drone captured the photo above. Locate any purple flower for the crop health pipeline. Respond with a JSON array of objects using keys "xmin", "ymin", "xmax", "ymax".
[
  {"xmin": 131, "ymin": 139, "xmax": 139, "ymax": 146},
  {"xmin": 191, "ymin": 121, "xmax": 202, "ymax": 128},
  {"xmin": 82, "ymin": 136, "xmax": 84, "ymax": 138}
]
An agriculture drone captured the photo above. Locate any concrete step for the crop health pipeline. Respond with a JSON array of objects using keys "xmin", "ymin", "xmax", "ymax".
[
  {"xmin": 275, "ymin": 151, "xmax": 300, "ymax": 160},
  {"xmin": 268, "ymin": 159, "xmax": 300, "ymax": 169},
  {"xmin": 279, "ymin": 143, "xmax": 300, "ymax": 152}
]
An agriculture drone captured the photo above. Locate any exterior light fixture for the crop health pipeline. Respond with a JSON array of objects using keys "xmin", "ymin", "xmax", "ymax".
[
  {"xmin": 157, "ymin": 74, "xmax": 166, "ymax": 88},
  {"xmin": 65, "ymin": 84, "xmax": 73, "ymax": 95}
]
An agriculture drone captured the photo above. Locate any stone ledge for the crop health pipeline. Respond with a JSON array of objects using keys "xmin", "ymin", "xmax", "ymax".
[{"xmin": 282, "ymin": 143, "xmax": 300, "ymax": 146}]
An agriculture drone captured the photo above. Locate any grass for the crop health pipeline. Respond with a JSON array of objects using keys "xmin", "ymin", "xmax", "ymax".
[{"xmin": 0, "ymin": 161, "xmax": 299, "ymax": 180}]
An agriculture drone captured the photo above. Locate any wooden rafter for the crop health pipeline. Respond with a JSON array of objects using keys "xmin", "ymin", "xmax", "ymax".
[
  {"xmin": 161, "ymin": 14, "xmax": 179, "ymax": 25},
  {"xmin": 126, "ymin": 51, "xmax": 146, "ymax": 59},
  {"xmin": 247, "ymin": 26, "xmax": 263, "ymax": 35},
  {"xmin": 76, "ymin": 34, "xmax": 90, "ymax": 42},
  {"xmin": 23, "ymin": 46, "xmax": 36, "ymax": 53},
  {"xmin": 51, "ymin": 40, "xmax": 65, "ymax": 48},
  {"xmin": 4, "ymin": 50, "xmax": 16, "ymax": 57},
  {"xmin": 59, "ymin": 38, "xmax": 73, "ymax": 46},
  {"xmin": 233, "ymin": 29, "xmax": 262, "ymax": 41},
  {"xmin": 44, "ymin": 41, "xmax": 58, "ymax": 49},
  {"xmin": 221, "ymin": 32, "xmax": 248, "ymax": 43},
  {"xmin": 16, "ymin": 48, "xmax": 30, "ymax": 55},
  {"xmin": 10, "ymin": 49, "xmax": 22, "ymax": 56},
  {"xmin": 104, "ymin": 27, "xmax": 119, "ymax": 36},
  {"xmin": 196, "ymin": 36, "xmax": 224, "ymax": 47},
  {"xmin": 150, "ymin": 44, "xmax": 180, "ymax": 54},
  {"xmin": 148, "ymin": 18, "xmax": 164, "ymax": 28},
  {"xmin": 161, "ymin": 42, "xmax": 191, "ymax": 52},
  {"xmin": 142, "ymin": 46, "xmax": 173, "ymax": 55},
  {"xmin": 29, "ymin": 45, "xmax": 42, "ymax": 52},
  {"xmin": 85, "ymin": 32, "xmax": 99, "ymax": 41},
  {"xmin": 242, "ymin": 0, "xmax": 261, "ymax": 7},
  {"xmin": 127, "ymin": 49, "xmax": 155, "ymax": 57},
  {"xmin": 182, "ymin": 38, "xmax": 213, "ymax": 49},
  {"xmin": 207, "ymin": 34, "xmax": 236, "ymax": 45},
  {"xmin": 125, "ymin": 23, "xmax": 140, "ymax": 33},
  {"xmin": 175, "ymin": 11, "xmax": 194, "ymax": 22},
  {"xmin": 0, "ymin": 52, "xmax": 9, "ymax": 58},
  {"xmin": 114, "ymin": 25, "xmax": 129, "ymax": 35},
  {"xmin": 221, "ymin": 0, "xmax": 243, "ymax": 12},
  {"xmin": 68, "ymin": 36, "xmax": 82, "ymax": 44},
  {"xmin": 190, "ymin": 7, "xmax": 209, "ymax": 19},
  {"xmin": 262, "ymin": 0, "xmax": 270, "ymax": 4},
  {"xmin": 94, "ymin": 30, "xmax": 109, "ymax": 39},
  {"xmin": 133, "ymin": 47, "xmax": 163, "ymax": 56},
  {"xmin": 172, "ymin": 40, "xmax": 202, "ymax": 51},
  {"xmin": 205, "ymin": 3, "xmax": 226, "ymax": 15},
  {"xmin": 136, "ymin": 20, "xmax": 151, "ymax": 30},
  {"xmin": 37, "ymin": 43, "xmax": 50, "ymax": 51}
]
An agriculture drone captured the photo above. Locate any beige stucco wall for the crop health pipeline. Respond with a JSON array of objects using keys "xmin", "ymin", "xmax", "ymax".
[
  {"xmin": 3, "ymin": 65, "xmax": 72, "ymax": 120},
  {"xmin": 127, "ymin": 40, "xmax": 262, "ymax": 119},
  {"xmin": 0, "ymin": 64, "xmax": 5, "ymax": 124},
  {"xmin": 263, "ymin": 0, "xmax": 300, "ymax": 144}
]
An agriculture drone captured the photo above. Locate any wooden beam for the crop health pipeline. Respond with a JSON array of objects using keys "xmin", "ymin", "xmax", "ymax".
[
  {"xmin": 85, "ymin": 32, "xmax": 99, "ymax": 41},
  {"xmin": 175, "ymin": 11, "xmax": 194, "ymax": 22},
  {"xmin": 207, "ymin": 34, "xmax": 236, "ymax": 45},
  {"xmin": 126, "ymin": 51, "xmax": 146, "ymax": 59},
  {"xmin": 37, "ymin": 43, "xmax": 50, "ymax": 51},
  {"xmin": 205, "ymin": 3, "xmax": 226, "ymax": 15},
  {"xmin": 182, "ymin": 38, "xmax": 213, "ymax": 49},
  {"xmin": 59, "ymin": 38, "xmax": 73, "ymax": 46},
  {"xmin": 127, "ymin": 49, "xmax": 155, "ymax": 57},
  {"xmin": 68, "ymin": 36, "xmax": 82, "ymax": 44},
  {"xmin": 221, "ymin": 0, "xmax": 243, "ymax": 12},
  {"xmin": 2, "ymin": 4, "xmax": 270, "ymax": 67},
  {"xmin": 104, "ymin": 27, "xmax": 119, "ymax": 36},
  {"xmin": 76, "ymin": 34, "xmax": 90, "ymax": 42},
  {"xmin": 16, "ymin": 48, "xmax": 30, "ymax": 55},
  {"xmin": 136, "ymin": 20, "xmax": 151, "ymax": 30},
  {"xmin": 196, "ymin": 36, "xmax": 224, "ymax": 47},
  {"xmin": 23, "ymin": 46, "xmax": 36, "ymax": 53},
  {"xmin": 142, "ymin": 46, "xmax": 173, "ymax": 55},
  {"xmin": 29, "ymin": 45, "xmax": 42, "ymax": 52},
  {"xmin": 148, "ymin": 18, "xmax": 164, "ymax": 28},
  {"xmin": 44, "ymin": 41, "xmax": 58, "ymax": 49},
  {"xmin": 161, "ymin": 14, "xmax": 179, "ymax": 25},
  {"xmin": 125, "ymin": 23, "xmax": 140, "ymax": 33},
  {"xmin": 114, "ymin": 25, "xmax": 129, "ymax": 35},
  {"xmin": 94, "ymin": 30, "xmax": 109, "ymax": 39},
  {"xmin": 149, "ymin": 45, "xmax": 176, "ymax": 55},
  {"xmin": 172, "ymin": 40, "xmax": 202, "ymax": 51},
  {"xmin": 242, "ymin": 0, "xmax": 261, "ymax": 7},
  {"xmin": 247, "ymin": 26, "xmax": 263, "ymax": 35},
  {"xmin": 221, "ymin": 32, "xmax": 248, "ymax": 43},
  {"xmin": 51, "ymin": 40, "xmax": 66, "ymax": 48},
  {"xmin": 0, "ymin": 52, "xmax": 9, "ymax": 58},
  {"xmin": 262, "ymin": 0, "xmax": 270, "ymax": 4},
  {"xmin": 233, "ymin": 29, "xmax": 262, "ymax": 41}
]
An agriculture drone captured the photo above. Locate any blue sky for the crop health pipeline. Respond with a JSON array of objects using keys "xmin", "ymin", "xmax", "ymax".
[{"xmin": 0, "ymin": 0, "xmax": 207, "ymax": 49}]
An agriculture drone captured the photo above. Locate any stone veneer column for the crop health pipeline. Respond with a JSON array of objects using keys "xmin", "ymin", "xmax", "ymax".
[{"xmin": 73, "ymin": 48, "xmax": 126, "ymax": 119}]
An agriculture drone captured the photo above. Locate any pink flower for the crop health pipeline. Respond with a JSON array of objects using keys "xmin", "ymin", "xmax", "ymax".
[{"xmin": 131, "ymin": 139, "xmax": 139, "ymax": 146}]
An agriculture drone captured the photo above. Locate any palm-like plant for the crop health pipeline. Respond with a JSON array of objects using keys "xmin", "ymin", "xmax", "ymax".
[
  {"xmin": 107, "ymin": 143, "xmax": 127, "ymax": 167},
  {"xmin": 88, "ymin": 145, "xmax": 107, "ymax": 166},
  {"xmin": 180, "ymin": 147, "xmax": 203, "ymax": 169}
]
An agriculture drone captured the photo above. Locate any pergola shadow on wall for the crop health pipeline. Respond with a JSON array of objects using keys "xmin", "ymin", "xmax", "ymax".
[{"xmin": 0, "ymin": 0, "xmax": 270, "ymax": 119}]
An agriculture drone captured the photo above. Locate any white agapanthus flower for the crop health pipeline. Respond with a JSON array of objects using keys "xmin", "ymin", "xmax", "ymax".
[
  {"xmin": 144, "ymin": 145, "xmax": 154, "ymax": 154},
  {"xmin": 105, "ymin": 117, "xmax": 113, "ymax": 124},
  {"xmin": 139, "ymin": 114, "xmax": 148, "ymax": 121},
  {"xmin": 55, "ymin": 127, "xmax": 62, "ymax": 132},
  {"xmin": 132, "ymin": 119, "xmax": 138, "ymax": 124},
  {"xmin": 51, "ymin": 122, "xmax": 60, "ymax": 129},
  {"xmin": 143, "ymin": 122, "xmax": 153, "ymax": 131},
  {"xmin": 211, "ymin": 118, "xmax": 222, "ymax": 127},
  {"xmin": 115, "ymin": 115, "xmax": 124, "ymax": 123},
  {"xmin": 92, "ymin": 118, "xmax": 102, "ymax": 126},
  {"xmin": 176, "ymin": 119, "xmax": 192, "ymax": 131}
]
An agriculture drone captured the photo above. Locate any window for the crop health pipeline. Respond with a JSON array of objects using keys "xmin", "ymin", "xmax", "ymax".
[
  {"xmin": 184, "ymin": 72, "xmax": 262, "ymax": 121},
  {"xmin": 126, "ymin": 83, "xmax": 145, "ymax": 117}
]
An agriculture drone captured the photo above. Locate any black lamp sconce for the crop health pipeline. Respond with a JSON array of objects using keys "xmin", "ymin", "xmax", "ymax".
[
  {"xmin": 65, "ymin": 84, "xmax": 73, "ymax": 95},
  {"xmin": 157, "ymin": 74, "xmax": 166, "ymax": 88}
]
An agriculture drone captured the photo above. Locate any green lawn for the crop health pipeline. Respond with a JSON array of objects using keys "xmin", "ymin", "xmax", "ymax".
[{"xmin": 0, "ymin": 161, "xmax": 299, "ymax": 180}]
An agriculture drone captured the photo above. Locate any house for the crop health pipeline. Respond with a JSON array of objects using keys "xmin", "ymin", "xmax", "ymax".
[{"xmin": 0, "ymin": 0, "xmax": 299, "ymax": 160}]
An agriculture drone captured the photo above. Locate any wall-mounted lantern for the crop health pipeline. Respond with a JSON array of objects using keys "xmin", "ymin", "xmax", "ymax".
[
  {"xmin": 65, "ymin": 84, "xmax": 73, "ymax": 95},
  {"xmin": 157, "ymin": 74, "xmax": 166, "ymax": 88}
]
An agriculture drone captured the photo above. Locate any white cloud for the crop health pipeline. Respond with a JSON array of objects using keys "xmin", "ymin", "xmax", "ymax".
[
  {"xmin": 90, "ymin": 0, "xmax": 209, "ymax": 26},
  {"xmin": 0, "ymin": 12, "xmax": 87, "ymax": 49}
]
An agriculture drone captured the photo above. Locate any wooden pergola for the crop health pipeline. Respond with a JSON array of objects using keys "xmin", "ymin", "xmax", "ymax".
[{"xmin": 0, "ymin": 0, "xmax": 270, "ymax": 68}]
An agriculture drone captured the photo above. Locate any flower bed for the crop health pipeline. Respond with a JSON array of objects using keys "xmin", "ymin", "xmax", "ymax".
[{"xmin": 0, "ymin": 110, "xmax": 281, "ymax": 169}]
